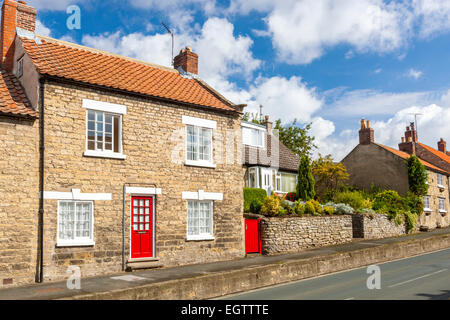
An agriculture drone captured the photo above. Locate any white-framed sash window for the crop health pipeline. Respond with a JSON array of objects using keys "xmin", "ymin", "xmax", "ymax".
[
  {"xmin": 187, "ymin": 200, "xmax": 214, "ymax": 241},
  {"xmin": 437, "ymin": 173, "xmax": 445, "ymax": 188},
  {"xmin": 57, "ymin": 200, "xmax": 94, "ymax": 247},
  {"xmin": 423, "ymin": 196, "xmax": 431, "ymax": 212},
  {"xmin": 439, "ymin": 198, "xmax": 446, "ymax": 213},
  {"xmin": 83, "ymin": 99, "xmax": 126, "ymax": 160}
]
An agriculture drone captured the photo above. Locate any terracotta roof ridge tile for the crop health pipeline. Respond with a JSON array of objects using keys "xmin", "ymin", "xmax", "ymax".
[
  {"xmin": 418, "ymin": 142, "xmax": 450, "ymax": 163},
  {"xmin": 34, "ymin": 34, "xmax": 179, "ymax": 74}
]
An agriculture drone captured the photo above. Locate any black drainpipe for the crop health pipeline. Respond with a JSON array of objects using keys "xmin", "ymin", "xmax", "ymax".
[{"xmin": 37, "ymin": 77, "xmax": 45, "ymax": 283}]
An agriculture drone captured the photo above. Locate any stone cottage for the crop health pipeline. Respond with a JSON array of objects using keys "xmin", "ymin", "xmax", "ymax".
[
  {"xmin": 342, "ymin": 119, "xmax": 449, "ymax": 230},
  {"xmin": 0, "ymin": 0, "xmax": 245, "ymax": 288},
  {"xmin": 242, "ymin": 116, "xmax": 300, "ymax": 195}
]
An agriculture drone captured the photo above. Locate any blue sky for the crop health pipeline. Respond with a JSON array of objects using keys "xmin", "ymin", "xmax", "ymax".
[{"xmin": 28, "ymin": 0, "xmax": 450, "ymax": 160}]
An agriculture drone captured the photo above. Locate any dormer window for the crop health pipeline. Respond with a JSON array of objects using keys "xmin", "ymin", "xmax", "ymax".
[
  {"xmin": 17, "ymin": 57, "xmax": 24, "ymax": 78},
  {"xmin": 242, "ymin": 123, "xmax": 265, "ymax": 148}
]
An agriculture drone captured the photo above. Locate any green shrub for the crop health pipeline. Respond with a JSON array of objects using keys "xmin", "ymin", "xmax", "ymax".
[
  {"xmin": 261, "ymin": 195, "xmax": 281, "ymax": 217},
  {"xmin": 304, "ymin": 201, "xmax": 315, "ymax": 215},
  {"xmin": 404, "ymin": 211, "xmax": 418, "ymax": 233},
  {"xmin": 310, "ymin": 199, "xmax": 322, "ymax": 214},
  {"xmin": 281, "ymin": 200, "xmax": 295, "ymax": 215},
  {"xmin": 249, "ymin": 200, "xmax": 262, "ymax": 214},
  {"xmin": 361, "ymin": 198, "xmax": 373, "ymax": 209},
  {"xmin": 372, "ymin": 190, "xmax": 403, "ymax": 214},
  {"xmin": 244, "ymin": 188, "xmax": 267, "ymax": 212},
  {"xmin": 323, "ymin": 206, "xmax": 334, "ymax": 215},
  {"xmin": 403, "ymin": 192, "xmax": 424, "ymax": 215},
  {"xmin": 333, "ymin": 190, "xmax": 365, "ymax": 210},
  {"xmin": 295, "ymin": 202, "xmax": 305, "ymax": 216}
]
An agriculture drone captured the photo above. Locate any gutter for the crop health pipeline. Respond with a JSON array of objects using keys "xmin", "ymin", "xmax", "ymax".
[{"xmin": 37, "ymin": 77, "xmax": 45, "ymax": 283}]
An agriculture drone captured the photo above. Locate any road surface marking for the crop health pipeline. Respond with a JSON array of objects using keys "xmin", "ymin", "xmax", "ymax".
[
  {"xmin": 344, "ymin": 297, "xmax": 355, "ymax": 300},
  {"xmin": 388, "ymin": 269, "xmax": 447, "ymax": 288}
]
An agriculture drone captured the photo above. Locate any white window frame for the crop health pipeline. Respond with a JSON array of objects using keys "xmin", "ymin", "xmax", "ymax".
[
  {"xmin": 83, "ymin": 99, "xmax": 126, "ymax": 160},
  {"xmin": 183, "ymin": 116, "xmax": 216, "ymax": 168},
  {"xmin": 242, "ymin": 127, "xmax": 265, "ymax": 148},
  {"xmin": 57, "ymin": 200, "xmax": 95, "ymax": 247},
  {"xmin": 17, "ymin": 57, "xmax": 24, "ymax": 78},
  {"xmin": 437, "ymin": 173, "xmax": 445, "ymax": 189},
  {"xmin": 439, "ymin": 198, "xmax": 447, "ymax": 213},
  {"xmin": 186, "ymin": 200, "xmax": 214, "ymax": 241},
  {"xmin": 423, "ymin": 196, "xmax": 431, "ymax": 212}
]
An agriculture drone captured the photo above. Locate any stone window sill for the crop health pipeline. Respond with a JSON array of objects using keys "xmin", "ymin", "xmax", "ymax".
[
  {"xmin": 186, "ymin": 235, "xmax": 215, "ymax": 241},
  {"xmin": 84, "ymin": 150, "xmax": 126, "ymax": 160},
  {"xmin": 184, "ymin": 160, "xmax": 216, "ymax": 169},
  {"xmin": 56, "ymin": 241, "xmax": 95, "ymax": 247}
]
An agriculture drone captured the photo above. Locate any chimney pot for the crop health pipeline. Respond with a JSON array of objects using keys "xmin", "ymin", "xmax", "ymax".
[{"xmin": 359, "ymin": 119, "xmax": 374, "ymax": 145}]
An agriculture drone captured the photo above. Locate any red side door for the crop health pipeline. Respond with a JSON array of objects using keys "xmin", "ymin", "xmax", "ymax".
[
  {"xmin": 245, "ymin": 218, "xmax": 261, "ymax": 254},
  {"xmin": 131, "ymin": 196, "xmax": 153, "ymax": 259}
]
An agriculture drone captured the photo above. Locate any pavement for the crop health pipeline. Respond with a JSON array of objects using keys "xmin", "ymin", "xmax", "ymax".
[
  {"xmin": 219, "ymin": 247, "xmax": 450, "ymax": 300},
  {"xmin": 0, "ymin": 227, "xmax": 449, "ymax": 300}
]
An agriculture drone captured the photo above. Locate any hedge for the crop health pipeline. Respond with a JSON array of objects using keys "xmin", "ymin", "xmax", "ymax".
[{"xmin": 244, "ymin": 188, "xmax": 267, "ymax": 212}]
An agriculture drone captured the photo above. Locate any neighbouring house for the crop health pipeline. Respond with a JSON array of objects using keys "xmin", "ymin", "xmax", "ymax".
[
  {"xmin": 242, "ymin": 115, "xmax": 300, "ymax": 195},
  {"xmin": 342, "ymin": 119, "xmax": 449, "ymax": 230},
  {"xmin": 0, "ymin": 0, "xmax": 246, "ymax": 288}
]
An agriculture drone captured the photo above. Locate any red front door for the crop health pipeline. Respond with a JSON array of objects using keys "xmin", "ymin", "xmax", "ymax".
[
  {"xmin": 131, "ymin": 196, "xmax": 153, "ymax": 259},
  {"xmin": 245, "ymin": 218, "xmax": 261, "ymax": 254}
]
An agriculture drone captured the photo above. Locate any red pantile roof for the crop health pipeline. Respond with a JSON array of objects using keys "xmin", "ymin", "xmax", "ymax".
[
  {"xmin": 0, "ymin": 68, "xmax": 36, "ymax": 118},
  {"xmin": 418, "ymin": 142, "xmax": 450, "ymax": 164},
  {"xmin": 376, "ymin": 143, "xmax": 450, "ymax": 175},
  {"xmin": 20, "ymin": 36, "xmax": 237, "ymax": 113}
]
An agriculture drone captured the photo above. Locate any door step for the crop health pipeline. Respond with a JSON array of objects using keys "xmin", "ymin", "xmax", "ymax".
[{"xmin": 126, "ymin": 259, "xmax": 163, "ymax": 271}]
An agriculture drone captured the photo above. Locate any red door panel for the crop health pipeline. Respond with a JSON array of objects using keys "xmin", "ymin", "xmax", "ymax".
[
  {"xmin": 245, "ymin": 218, "xmax": 261, "ymax": 254},
  {"xmin": 131, "ymin": 196, "xmax": 153, "ymax": 259}
]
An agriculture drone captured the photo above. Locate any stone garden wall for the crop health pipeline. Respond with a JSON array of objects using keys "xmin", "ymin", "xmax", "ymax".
[
  {"xmin": 352, "ymin": 214, "xmax": 408, "ymax": 239},
  {"xmin": 260, "ymin": 215, "xmax": 353, "ymax": 255}
]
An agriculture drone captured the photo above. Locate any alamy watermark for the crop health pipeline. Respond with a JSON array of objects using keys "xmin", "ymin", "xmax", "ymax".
[
  {"xmin": 366, "ymin": 265, "xmax": 381, "ymax": 290},
  {"xmin": 66, "ymin": 265, "xmax": 81, "ymax": 290},
  {"xmin": 66, "ymin": 5, "xmax": 81, "ymax": 30}
]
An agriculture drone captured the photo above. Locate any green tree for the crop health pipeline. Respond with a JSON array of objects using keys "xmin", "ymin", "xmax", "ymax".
[
  {"xmin": 274, "ymin": 119, "xmax": 316, "ymax": 157},
  {"xmin": 406, "ymin": 155, "xmax": 428, "ymax": 196},
  {"xmin": 242, "ymin": 112, "xmax": 262, "ymax": 124},
  {"xmin": 312, "ymin": 154, "xmax": 349, "ymax": 201},
  {"xmin": 296, "ymin": 155, "xmax": 316, "ymax": 201}
]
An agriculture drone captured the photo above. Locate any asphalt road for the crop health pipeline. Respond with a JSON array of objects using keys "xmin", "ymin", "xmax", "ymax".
[{"xmin": 220, "ymin": 248, "xmax": 450, "ymax": 300}]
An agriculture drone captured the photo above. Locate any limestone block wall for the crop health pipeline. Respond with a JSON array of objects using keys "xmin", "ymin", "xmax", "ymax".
[
  {"xmin": 260, "ymin": 215, "xmax": 353, "ymax": 255},
  {"xmin": 352, "ymin": 214, "xmax": 408, "ymax": 239},
  {"xmin": 0, "ymin": 116, "xmax": 39, "ymax": 288}
]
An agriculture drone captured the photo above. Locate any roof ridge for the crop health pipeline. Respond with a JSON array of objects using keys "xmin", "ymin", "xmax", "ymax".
[
  {"xmin": 35, "ymin": 34, "xmax": 178, "ymax": 74},
  {"xmin": 375, "ymin": 143, "xmax": 449, "ymax": 175},
  {"xmin": 418, "ymin": 142, "xmax": 450, "ymax": 162}
]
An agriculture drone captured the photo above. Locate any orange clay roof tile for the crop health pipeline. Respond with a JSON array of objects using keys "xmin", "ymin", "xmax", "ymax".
[
  {"xmin": 376, "ymin": 143, "xmax": 450, "ymax": 175},
  {"xmin": 21, "ymin": 36, "xmax": 236, "ymax": 112},
  {"xmin": 418, "ymin": 142, "xmax": 450, "ymax": 164},
  {"xmin": 0, "ymin": 68, "xmax": 36, "ymax": 118}
]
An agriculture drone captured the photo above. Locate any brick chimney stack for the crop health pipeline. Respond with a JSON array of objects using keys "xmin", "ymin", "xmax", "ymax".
[
  {"xmin": 438, "ymin": 138, "xmax": 447, "ymax": 154},
  {"xmin": 359, "ymin": 119, "xmax": 374, "ymax": 145},
  {"xmin": 1, "ymin": 0, "xmax": 36, "ymax": 71},
  {"xmin": 174, "ymin": 46, "xmax": 198, "ymax": 75},
  {"xmin": 263, "ymin": 115, "xmax": 272, "ymax": 134},
  {"xmin": 398, "ymin": 123, "xmax": 417, "ymax": 154}
]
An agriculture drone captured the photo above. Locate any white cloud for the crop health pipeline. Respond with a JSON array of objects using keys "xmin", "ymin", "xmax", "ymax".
[
  {"xmin": 371, "ymin": 104, "xmax": 450, "ymax": 150},
  {"xmin": 263, "ymin": 0, "xmax": 413, "ymax": 64},
  {"xmin": 407, "ymin": 68, "xmax": 423, "ymax": 79},
  {"xmin": 27, "ymin": 0, "xmax": 86, "ymax": 11},
  {"xmin": 245, "ymin": 76, "xmax": 323, "ymax": 124},
  {"xmin": 326, "ymin": 89, "xmax": 438, "ymax": 117},
  {"xmin": 374, "ymin": 68, "xmax": 382, "ymax": 74},
  {"xmin": 413, "ymin": 0, "xmax": 450, "ymax": 38},
  {"xmin": 35, "ymin": 20, "xmax": 51, "ymax": 36}
]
